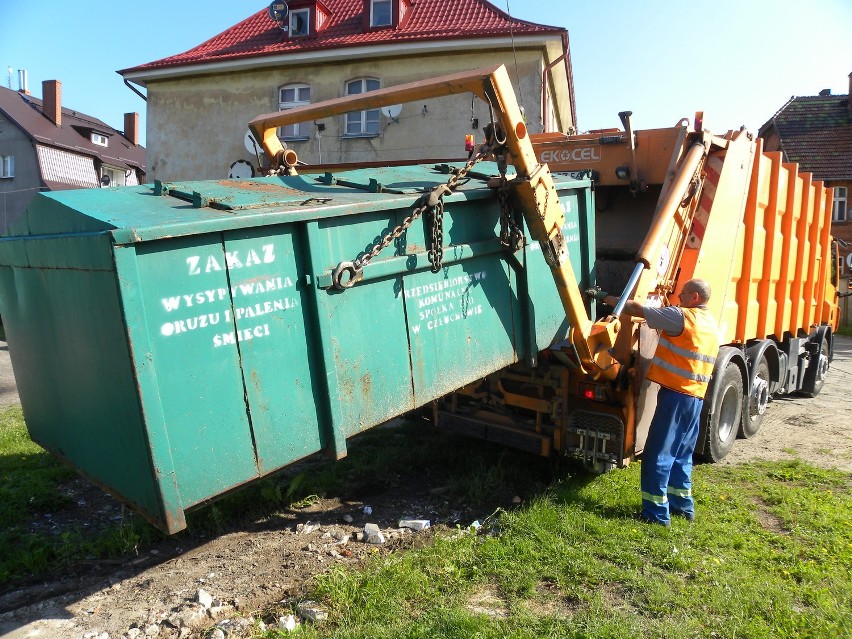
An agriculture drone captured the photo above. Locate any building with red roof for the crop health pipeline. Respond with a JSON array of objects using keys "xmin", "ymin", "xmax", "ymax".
[
  {"xmin": 120, "ymin": 0, "xmax": 574, "ymax": 182},
  {"xmin": 759, "ymin": 73, "xmax": 852, "ymax": 279}
]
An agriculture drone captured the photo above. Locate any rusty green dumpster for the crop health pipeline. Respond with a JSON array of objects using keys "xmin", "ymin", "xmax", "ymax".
[{"xmin": 0, "ymin": 163, "xmax": 595, "ymax": 533}]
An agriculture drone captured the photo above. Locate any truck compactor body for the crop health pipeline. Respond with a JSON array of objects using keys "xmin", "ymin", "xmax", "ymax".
[{"xmin": 440, "ymin": 115, "xmax": 841, "ymax": 470}]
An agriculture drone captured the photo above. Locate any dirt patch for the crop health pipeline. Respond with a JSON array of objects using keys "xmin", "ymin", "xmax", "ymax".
[
  {"xmin": 1, "ymin": 337, "xmax": 850, "ymax": 638},
  {"xmin": 750, "ymin": 497, "xmax": 789, "ymax": 535},
  {"xmin": 0, "ymin": 473, "xmax": 474, "ymax": 639},
  {"xmin": 466, "ymin": 586, "xmax": 508, "ymax": 618},
  {"xmin": 721, "ymin": 335, "xmax": 852, "ymax": 473}
]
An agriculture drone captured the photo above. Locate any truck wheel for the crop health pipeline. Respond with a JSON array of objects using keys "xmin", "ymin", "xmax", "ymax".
[
  {"xmin": 740, "ymin": 357, "xmax": 770, "ymax": 439},
  {"xmin": 700, "ymin": 362, "xmax": 743, "ymax": 462},
  {"xmin": 799, "ymin": 337, "xmax": 829, "ymax": 398}
]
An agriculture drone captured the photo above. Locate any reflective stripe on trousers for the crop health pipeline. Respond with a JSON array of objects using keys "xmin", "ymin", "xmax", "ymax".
[{"xmin": 641, "ymin": 386, "xmax": 703, "ymax": 524}]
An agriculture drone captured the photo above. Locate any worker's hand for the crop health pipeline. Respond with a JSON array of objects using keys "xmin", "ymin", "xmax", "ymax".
[{"xmin": 584, "ymin": 288, "xmax": 609, "ymax": 301}]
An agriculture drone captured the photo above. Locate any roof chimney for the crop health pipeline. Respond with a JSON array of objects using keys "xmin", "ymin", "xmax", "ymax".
[
  {"xmin": 17, "ymin": 69, "xmax": 29, "ymax": 95},
  {"xmin": 43, "ymin": 80, "xmax": 61, "ymax": 126},
  {"xmin": 124, "ymin": 112, "xmax": 139, "ymax": 146},
  {"xmin": 848, "ymin": 72, "xmax": 852, "ymax": 114}
]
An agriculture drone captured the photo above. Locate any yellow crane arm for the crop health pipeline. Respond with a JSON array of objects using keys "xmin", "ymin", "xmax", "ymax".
[{"xmin": 248, "ymin": 65, "xmax": 618, "ymax": 376}]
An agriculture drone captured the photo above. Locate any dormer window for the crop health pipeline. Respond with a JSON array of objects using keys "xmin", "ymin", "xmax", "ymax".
[
  {"xmin": 279, "ymin": 1, "xmax": 331, "ymax": 38},
  {"xmin": 363, "ymin": 0, "xmax": 410, "ymax": 31},
  {"xmin": 289, "ymin": 8, "xmax": 310, "ymax": 36},
  {"xmin": 91, "ymin": 132, "xmax": 109, "ymax": 147},
  {"xmin": 371, "ymin": 0, "xmax": 392, "ymax": 27}
]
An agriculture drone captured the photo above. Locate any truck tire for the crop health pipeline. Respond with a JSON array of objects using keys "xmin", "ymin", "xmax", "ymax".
[
  {"xmin": 740, "ymin": 356, "xmax": 770, "ymax": 439},
  {"xmin": 799, "ymin": 335, "xmax": 830, "ymax": 398},
  {"xmin": 699, "ymin": 360, "xmax": 743, "ymax": 462}
]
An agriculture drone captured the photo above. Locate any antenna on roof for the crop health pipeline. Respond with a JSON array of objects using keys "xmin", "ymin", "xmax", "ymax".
[{"xmin": 268, "ymin": 1, "xmax": 289, "ymax": 29}]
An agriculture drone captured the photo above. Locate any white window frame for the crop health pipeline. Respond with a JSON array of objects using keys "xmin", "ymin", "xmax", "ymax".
[
  {"xmin": 344, "ymin": 78, "xmax": 381, "ymax": 137},
  {"xmin": 0, "ymin": 155, "xmax": 13, "ymax": 178},
  {"xmin": 277, "ymin": 84, "xmax": 312, "ymax": 140},
  {"xmin": 371, "ymin": 0, "xmax": 393, "ymax": 27},
  {"xmin": 289, "ymin": 8, "xmax": 310, "ymax": 36},
  {"xmin": 102, "ymin": 165, "xmax": 127, "ymax": 187},
  {"xmin": 91, "ymin": 132, "xmax": 109, "ymax": 147},
  {"xmin": 832, "ymin": 186, "xmax": 847, "ymax": 223}
]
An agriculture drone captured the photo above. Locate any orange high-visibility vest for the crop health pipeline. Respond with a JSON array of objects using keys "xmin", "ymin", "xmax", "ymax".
[{"xmin": 646, "ymin": 307, "xmax": 719, "ymax": 399}]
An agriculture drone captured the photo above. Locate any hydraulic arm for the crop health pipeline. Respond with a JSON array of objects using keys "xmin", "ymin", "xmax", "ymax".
[{"xmin": 249, "ymin": 64, "xmax": 620, "ymax": 377}]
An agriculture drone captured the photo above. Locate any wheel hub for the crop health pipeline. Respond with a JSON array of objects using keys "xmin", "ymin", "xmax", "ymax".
[
  {"xmin": 816, "ymin": 353, "xmax": 829, "ymax": 382},
  {"xmin": 751, "ymin": 377, "xmax": 769, "ymax": 417}
]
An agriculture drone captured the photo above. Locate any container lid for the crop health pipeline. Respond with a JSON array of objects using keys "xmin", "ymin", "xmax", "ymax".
[{"xmin": 4, "ymin": 162, "xmax": 588, "ymax": 245}]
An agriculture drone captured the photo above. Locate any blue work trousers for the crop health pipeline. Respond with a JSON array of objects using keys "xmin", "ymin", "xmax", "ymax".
[{"xmin": 640, "ymin": 386, "xmax": 703, "ymax": 524}]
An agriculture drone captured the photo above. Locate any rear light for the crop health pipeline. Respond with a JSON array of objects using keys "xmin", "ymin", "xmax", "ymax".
[
  {"xmin": 465, "ymin": 134, "xmax": 476, "ymax": 153},
  {"xmin": 694, "ymin": 111, "xmax": 704, "ymax": 132},
  {"xmin": 578, "ymin": 382, "xmax": 607, "ymax": 402}
]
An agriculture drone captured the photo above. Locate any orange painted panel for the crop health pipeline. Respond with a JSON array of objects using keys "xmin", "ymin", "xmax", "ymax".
[{"xmin": 687, "ymin": 143, "xmax": 836, "ymax": 345}]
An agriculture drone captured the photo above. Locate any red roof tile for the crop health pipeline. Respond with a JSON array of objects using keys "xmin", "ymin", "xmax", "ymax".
[
  {"xmin": 760, "ymin": 94, "xmax": 852, "ymax": 181},
  {"xmin": 121, "ymin": 0, "xmax": 564, "ymax": 74}
]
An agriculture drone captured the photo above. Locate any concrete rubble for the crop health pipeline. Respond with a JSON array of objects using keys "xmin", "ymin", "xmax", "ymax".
[
  {"xmin": 363, "ymin": 523, "xmax": 385, "ymax": 544},
  {"xmin": 297, "ymin": 600, "xmax": 328, "ymax": 622},
  {"xmin": 398, "ymin": 519, "xmax": 430, "ymax": 531},
  {"xmin": 55, "ymin": 505, "xmax": 439, "ymax": 639},
  {"xmin": 278, "ymin": 614, "xmax": 298, "ymax": 632}
]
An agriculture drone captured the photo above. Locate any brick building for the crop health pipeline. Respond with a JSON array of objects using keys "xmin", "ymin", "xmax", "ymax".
[{"xmin": 759, "ymin": 73, "xmax": 852, "ymax": 280}]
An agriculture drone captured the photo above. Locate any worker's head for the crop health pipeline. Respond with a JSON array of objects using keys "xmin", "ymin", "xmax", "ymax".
[{"xmin": 678, "ymin": 279, "xmax": 711, "ymax": 307}]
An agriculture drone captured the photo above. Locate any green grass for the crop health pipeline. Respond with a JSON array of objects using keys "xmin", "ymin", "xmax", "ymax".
[
  {"xmin": 0, "ymin": 405, "xmax": 267, "ymax": 587},
  {"xmin": 0, "ymin": 405, "xmax": 79, "ymax": 583},
  {"xmin": 3, "ymin": 405, "xmax": 852, "ymax": 638},
  {"xmin": 258, "ymin": 461, "xmax": 852, "ymax": 639},
  {"xmin": 0, "ymin": 406, "xmax": 179, "ymax": 585}
]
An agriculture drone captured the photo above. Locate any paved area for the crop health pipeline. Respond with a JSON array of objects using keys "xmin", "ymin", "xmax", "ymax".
[{"xmin": 0, "ymin": 340, "xmax": 19, "ymax": 407}]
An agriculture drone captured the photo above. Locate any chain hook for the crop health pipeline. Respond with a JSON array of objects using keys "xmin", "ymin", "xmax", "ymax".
[{"xmin": 331, "ymin": 261, "xmax": 363, "ymax": 290}]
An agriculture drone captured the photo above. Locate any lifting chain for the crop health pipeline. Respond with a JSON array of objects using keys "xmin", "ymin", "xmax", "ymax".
[
  {"xmin": 331, "ymin": 146, "xmax": 492, "ymax": 289},
  {"xmin": 428, "ymin": 198, "xmax": 445, "ymax": 273},
  {"xmin": 497, "ymin": 176, "xmax": 525, "ymax": 252},
  {"xmin": 330, "ymin": 120, "xmax": 531, "ymax": 290}
]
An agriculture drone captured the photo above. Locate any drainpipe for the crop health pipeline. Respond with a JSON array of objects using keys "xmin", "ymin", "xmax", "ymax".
[{"xmin": 124, "ymin": 78, "xmax": 147, "ymax": 102}]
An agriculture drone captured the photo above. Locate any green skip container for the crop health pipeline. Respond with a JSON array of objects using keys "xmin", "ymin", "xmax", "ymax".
[{"xmin": 0, "ymin": 163, "xmax": 595, "ymax": 533}]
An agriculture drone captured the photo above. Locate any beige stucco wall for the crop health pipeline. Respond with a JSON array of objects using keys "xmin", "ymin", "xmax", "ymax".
[{"xmin": 144, "ymin": 45, "xmax": 571, "ymax": 182}]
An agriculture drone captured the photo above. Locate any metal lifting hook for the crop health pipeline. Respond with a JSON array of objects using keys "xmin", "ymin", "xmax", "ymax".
[{"xmin": 331, "ymin": 261, "xmax": 363, "ymax": 289}]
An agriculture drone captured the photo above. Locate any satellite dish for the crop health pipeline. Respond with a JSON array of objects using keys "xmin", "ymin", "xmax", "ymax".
[
  {"xmin": 244, "ymin": 130, "xmax": 263, "ymax": 155},
  {"xmin": 268, "ymin": 1, "xmax": 289, "ymax": 25},
  {"xmin": 229, "ymin": 160, "xmax": 255, "ymax": 179},
  {"xmin": 380, "ymin": 104, "xmax": 402, "ymax": 120}
]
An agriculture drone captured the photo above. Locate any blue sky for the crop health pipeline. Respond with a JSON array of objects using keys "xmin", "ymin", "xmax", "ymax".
[{"xmin": 1, "ymin": 0, "xmax": 850, "ymax": 147}]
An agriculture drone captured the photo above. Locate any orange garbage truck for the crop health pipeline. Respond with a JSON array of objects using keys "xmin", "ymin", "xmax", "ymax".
[
  {"xmin": 248, "ymin": 64, "xmax": 840, "ymax": 472},
  {"xmin": 436, "ymin": 110, "xmax": 841, "ymax": 470}
]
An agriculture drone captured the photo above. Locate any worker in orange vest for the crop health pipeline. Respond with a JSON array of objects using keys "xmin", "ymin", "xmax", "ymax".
[{"xmin": 596, "ymin": 279, "xmax": 720, "ymax": 525}]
